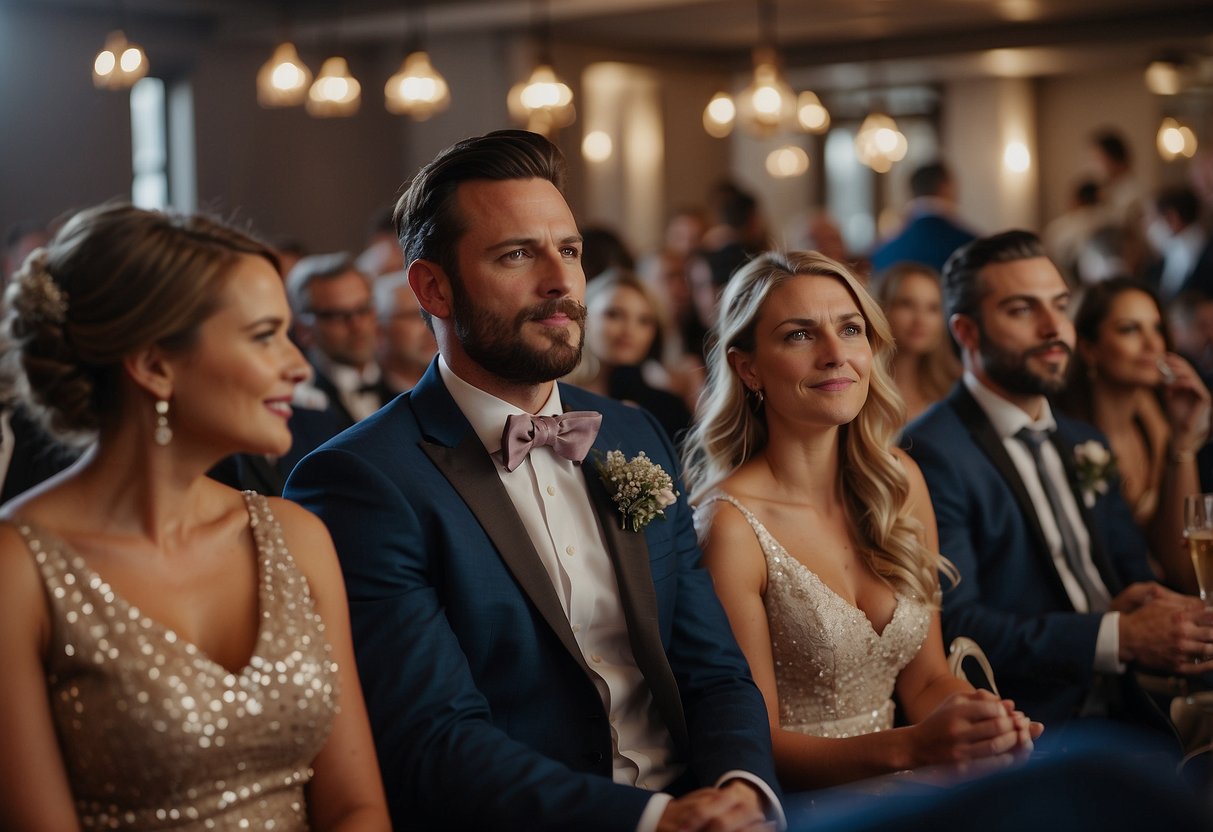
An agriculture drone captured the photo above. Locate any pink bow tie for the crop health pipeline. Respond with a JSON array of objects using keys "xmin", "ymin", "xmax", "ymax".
[{"xmin": 501, "ymin": 411, "xmax": 602, "ymax": 472}]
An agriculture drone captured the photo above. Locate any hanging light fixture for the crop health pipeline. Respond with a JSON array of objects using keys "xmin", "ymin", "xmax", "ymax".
[
  {"xmin": 385, "ymin": 2, "xmax": 450, "ymax": 120},
  {"xmin": 385, "ymin": 51, "xmax": 450, "ymax": 119},
  {"xmin": 257, "ymin": 42, "xmax": 312, "ymax": 108},
  {"xmin": 508, "ymin": 0, "xmax": 574, "ymax": 135},
  {"xmin": 307, "ymin": 56, "xmax": 361, "ymax": 117},
  {"xmin": 1157, "ymin": 117, "xmax": 1199, "ymax": 161},
  {"xmin": 796, "ymin": 90, "xmax": 830, "ymax": 133},
  {"xmin": 854, "ymin": 109, "xmax": 908, "ymax": 173},
  {"xmin": 93, "ymin": 29, "xmax": 148, "ymax": 90},
  {"xmin": 700, "ymin": 1, "xmax": 828, "ymax": 139},
  {"xmin": 703, "ymin": 91, "xmax": 736, "ymax": 138}
]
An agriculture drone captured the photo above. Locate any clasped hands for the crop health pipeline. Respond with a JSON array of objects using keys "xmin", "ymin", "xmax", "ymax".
[
  {"xmin": 657, "ymin": 780, "xmax": 775, "ymax": 832},
  {"xmin": 911, "ymin": 689, "xmax": 1041, "ymax": 775}
]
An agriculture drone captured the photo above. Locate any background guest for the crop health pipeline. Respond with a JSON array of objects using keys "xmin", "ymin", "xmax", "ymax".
[
  {"xmin": 684, "ymin": 250, "xmax": 1036, "ymax": 790},
  {"xmin": 566, "ymin": 269, "xmax": 690, "ymax": 441},
  {"xmin": 0, "ymin": 203, "xmax": 388, "ymax": 830},
  {"xmin": 1151, "ymin": 186, "xmax": 1213, "ymax": 304},
  {"xmin": 373, "ymin": 271, "xmax": 437, "ymax": 394},
  {"xmin": 1044, "ymin": 180, "xmax": 1103, "ymax": 286},
  {"xmin": 580, "ymin": 224, "xmax": 636, "ymax": 283},
  {"xmin": 877, "ymin": 262, "xmax": 961, "ymax": 424},
  {"xmin": 283, "ymin": 253, "xmax": 393, "ymax": 474},
  {"xmin": 1057, "ymin": 277, "xmax": 1210, "ymax": 593},
  {"xmin": 870, "ymin": 161, "xmax": 977, "ymax": 274}
]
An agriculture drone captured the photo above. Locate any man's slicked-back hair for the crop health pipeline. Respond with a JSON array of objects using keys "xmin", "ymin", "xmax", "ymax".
[
  {"xmin": 393, "ymin": 130, "xmax": 567, "ymax": 283},
  {"xmin": 941, "ymin": 229, "xmax": 1046, "ymax": 322}
]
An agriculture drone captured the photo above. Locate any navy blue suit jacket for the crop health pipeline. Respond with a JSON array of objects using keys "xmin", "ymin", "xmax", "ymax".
[
  {"xmin": 870, "ymin": 212, "xmax": 976, "ymax": 274},
  {"xmin": 903, "ymin": 384, "xmax": 1161, "ymax": 728},
  {"xmin": 284, "ymin": 360, "xmax": 776, "ymax": 831}
]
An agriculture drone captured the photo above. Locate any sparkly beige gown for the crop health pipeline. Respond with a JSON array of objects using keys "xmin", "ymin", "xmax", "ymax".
[
  {"xmin": 707, "ymin": 494, "xmax": 930, "ymax": 738},
  {"xmin": 15, "ymin": 492, "xmax": 338, "ymax": 830}
]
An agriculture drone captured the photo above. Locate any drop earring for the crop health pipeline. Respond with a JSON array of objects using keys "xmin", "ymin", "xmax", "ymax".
[{"xmin": 154, "ymin": 399, "xmax": 172, "ymax": 446}]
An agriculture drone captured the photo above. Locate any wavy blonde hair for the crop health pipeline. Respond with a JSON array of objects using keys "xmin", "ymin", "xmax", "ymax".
[{"xmin": 682, "ymin": 250, "xmax": 956, "ymax": 604}]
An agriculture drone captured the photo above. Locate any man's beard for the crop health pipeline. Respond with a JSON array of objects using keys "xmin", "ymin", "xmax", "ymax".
[
  {"xmin": 450, "ymin": 279, "xmax": 587, "ymax": 385},
  {"xmin": 979, "ymin": 332, "xmax": 1072, "ymax": 397}
]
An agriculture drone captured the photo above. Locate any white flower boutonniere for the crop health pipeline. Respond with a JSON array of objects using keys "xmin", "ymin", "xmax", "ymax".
[
  {"xmin": 594, "ymin": 450, "xmax": 679, "ymax": 532},
  {"xmin": 1074, "ymin": 440, "xmax": 1117, "ymax": 508}
]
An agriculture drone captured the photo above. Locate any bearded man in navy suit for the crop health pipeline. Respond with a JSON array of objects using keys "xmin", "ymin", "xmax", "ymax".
[
  {"xmin": 284, "ymin": 131, "xmax": 780, "ymax": 832},
  {"xmin": 903, "ymin": 230, "xmax": 1213, "ymax": 737}
]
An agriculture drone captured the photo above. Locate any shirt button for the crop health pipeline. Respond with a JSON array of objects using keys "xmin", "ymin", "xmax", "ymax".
[
  {"xmin": 571, "ymin": 624, "xmax": 582, "ymax": 634},
  {"xmin": 546, "ymin": 485, "xmax": 556, "ymax": 496},
  {"xmin": 565, "ymin": 545, "xmax": 576, "ymax": 556},
  {"xmin": 590, "ymin": 653, "xmax": 603, "ymax": 664}
]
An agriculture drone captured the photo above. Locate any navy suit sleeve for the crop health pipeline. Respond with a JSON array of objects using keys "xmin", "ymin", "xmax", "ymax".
[
  {"xmin": 285, "ymin": 445, "xmax": 652, "ymax": 832},
  {"xmin": 905, "ymin": 426, "xmax": 1103, "ymax": 687},
  {"xmin": 633, "ymin": 407, "xmax": 780, "ymax": 794}
]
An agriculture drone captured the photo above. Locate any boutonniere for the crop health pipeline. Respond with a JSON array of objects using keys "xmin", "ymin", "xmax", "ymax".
[
  {"xmin": 594, "ymin": 450, "xmax": 679, "ymax": 532},
  {"xmin": 1074, "ymin": 440, "xmax": 1117, "ymax": 508}
]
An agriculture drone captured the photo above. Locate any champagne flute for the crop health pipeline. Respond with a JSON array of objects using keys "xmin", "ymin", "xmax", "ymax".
[{"xmin": 1184, "ymin": 493, "xmax": 1213, "ymax": 606}]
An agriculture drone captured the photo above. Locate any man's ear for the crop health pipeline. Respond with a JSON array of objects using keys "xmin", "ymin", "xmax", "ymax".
[
  {"xmin": 950, "ymin": 313, "xmax": 980, "ymax": 356},
  {"xmin": 408, "ymin": 260, "xmax": 453, "ymax": 321},
  {"xmin": 727, "ymin": 347, "xmax": 760, "ymax": 393},
  {"xmin": 122, "ymin": 345, "xmax": 174, "ymax": 402}
]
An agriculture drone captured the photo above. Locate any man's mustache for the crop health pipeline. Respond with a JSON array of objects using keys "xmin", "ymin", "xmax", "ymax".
[
  {"xmin": 522, "ymin": 298, "xmax": 587, "ymax": 326},
  {"xmin": 1025, "ymin": 340, "xmax": 1072, "ymax": 358}
]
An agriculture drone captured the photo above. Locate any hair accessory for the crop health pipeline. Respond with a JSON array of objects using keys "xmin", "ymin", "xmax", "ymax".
[
  {"xmin": 18, "ymin": 248, "xmax": 68, "ymax": 325},
  {"xmin": 154, "ymin": 399, "xmax": 172, "ymax": 446}
]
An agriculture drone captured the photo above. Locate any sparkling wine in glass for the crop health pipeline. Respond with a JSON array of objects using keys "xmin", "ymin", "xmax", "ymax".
[{"xmin": 1184, "ymin": 493, "xmax": 1213, "ymax": 606}]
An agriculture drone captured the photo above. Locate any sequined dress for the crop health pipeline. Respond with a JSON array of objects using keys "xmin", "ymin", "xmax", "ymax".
[
  {"xmin": 14, "ymin": 492, "xmax": 338, "ymax": 830},
  {"xmin": 707, "ymin": 494, "xmax": 930, "ymax": 738}
]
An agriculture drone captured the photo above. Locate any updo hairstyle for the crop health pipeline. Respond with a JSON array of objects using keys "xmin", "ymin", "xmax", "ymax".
[{"xmin": 1, "ymin": 203, "xmax": 278, "ymax": 445}]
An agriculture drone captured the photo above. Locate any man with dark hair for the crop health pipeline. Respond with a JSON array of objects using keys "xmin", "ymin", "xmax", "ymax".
[
  {"xmin": 904, "ymin": 229, "xmax": 1213, "ymax": 736},
  {"xmin": 1153, "ymin": 185, "xmax": 1213, "ymax": 303},
  {"xmin": 285, "ymin": 130, "xmax": 781, "ymax": 831},
  {"xmin": 1090, "ymin": 127, "xmax": 1145, "ymax": 229},
  {"xmin": 870, "ymin": 160, "xmax": 976, "ymax": 274}
]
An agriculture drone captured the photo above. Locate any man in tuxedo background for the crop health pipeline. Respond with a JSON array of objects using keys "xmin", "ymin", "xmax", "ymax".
[
  {"xmin": 281, "ymin": 252, "xmax": 394, "ymax": 474},
  {"xmin": 903, "ymin": 230, "xmax": 1213, "ymax": 736},
  {"xmin": 284, "ymin": 130, "xmax": 781, "ymax": 831}
]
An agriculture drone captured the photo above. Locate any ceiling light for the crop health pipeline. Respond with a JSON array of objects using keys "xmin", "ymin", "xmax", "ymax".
[
  {"xmin": 257, "ymin": 42, "xmax": 311, "ymax": 107},
  {"xmin": 1157, "ymin": 117, "xmax": 1198, "ymax": 161},
  {"xmin": 307, "ymin": 56, "xmax": 361, "ymax": 118},
  {"xmin": 700, "ymin": 0, "xmax": 828, "ymax": 140},
  {"xmin": 509, "ymin": 64, "xmax": 575, "ymax": 136},
  {"xmin": 854, "ymin": 111, "xmax": 907, "ymax": 173},
  {"xmin": 385, "ymin": 51, "xmax": 450, "ymax": 119},
  {"xmin": 703, "ymin": 92, "xmax": 736, "ymax": 138},
  {"xmin": 93, "ymin": 30, "xmax": 148, "ymax": 90},
  {"xmin": 765, "ymin": 145, "xmax": 810, "ymax": 178},
  {"xmin": 1144, "ymin": 60, "xmax": 1184, "ymax": 96},
  {"xmin": 797, "ymin": 91, "xmax": 830, "ymax": 133}
]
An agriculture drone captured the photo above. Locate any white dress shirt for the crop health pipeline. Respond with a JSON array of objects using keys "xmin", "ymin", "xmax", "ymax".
[
  {"xmin": 964, "ymin": 373, "xmax": 1123, "ymax": 673},
  {"xmin": 439, "ymin": 357, "xmax": 783, "ymax": 832}
]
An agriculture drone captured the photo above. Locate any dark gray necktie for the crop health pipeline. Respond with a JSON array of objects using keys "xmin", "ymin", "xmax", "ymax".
[{"xmin": 1015, "ymin": 427, "xmax": 1108, "ymax": 612}]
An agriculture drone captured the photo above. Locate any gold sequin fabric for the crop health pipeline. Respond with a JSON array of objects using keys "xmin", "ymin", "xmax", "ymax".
[
  {"xmin": 14, "ymin": 492, "xmax": 338, "ymax": 830},
  {"xmin": 705, "ymin": 494, "xmax": 929, "ymax": 739}
]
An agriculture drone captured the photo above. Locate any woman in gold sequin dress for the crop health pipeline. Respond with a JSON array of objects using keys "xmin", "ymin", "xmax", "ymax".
[
  {"xmin": 682, "ymin": 251, "xmax": 1041, "ymax": 790},
  {"xmin": 0, "ymin": 205, "xmax": 390, "ymax": 830}
]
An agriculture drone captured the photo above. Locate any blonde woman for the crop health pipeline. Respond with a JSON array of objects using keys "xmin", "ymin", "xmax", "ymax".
[
  {"xmin": 876, "ymin": 262, "xmax": 960, "ymax": 423},
  {"xmin": 0, "ymin": 205, "xmax": 389, "ymax": 830},
  {"xmin": 683, "ymin": 251, "xmax": 1039, "ymax": 790}
]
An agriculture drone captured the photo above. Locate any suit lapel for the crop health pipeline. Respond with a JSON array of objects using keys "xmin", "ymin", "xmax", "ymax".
[
  {"xmin": 1047, "ymin": 429, "xmax": 1124, "ymax": 596},
  {"xmin": 579, "ymin": 407, "xmax": 689, "ymax": 748},
  {"xmin": 413, "ymin": 364, "xmax": 591, "ymax": 677},
  {"xmin": 422, "ymin": 432, "xmax": 593, "ymax": 677},
  {"xmin": 948, "ymin": 386, "xmax": 1074, "ymax": 603}
]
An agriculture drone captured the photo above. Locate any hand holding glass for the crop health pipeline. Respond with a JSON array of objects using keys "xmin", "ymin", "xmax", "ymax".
[{"xmin": 1184, "ymin": 493, "xmax": 1213, "ymax": 606}]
